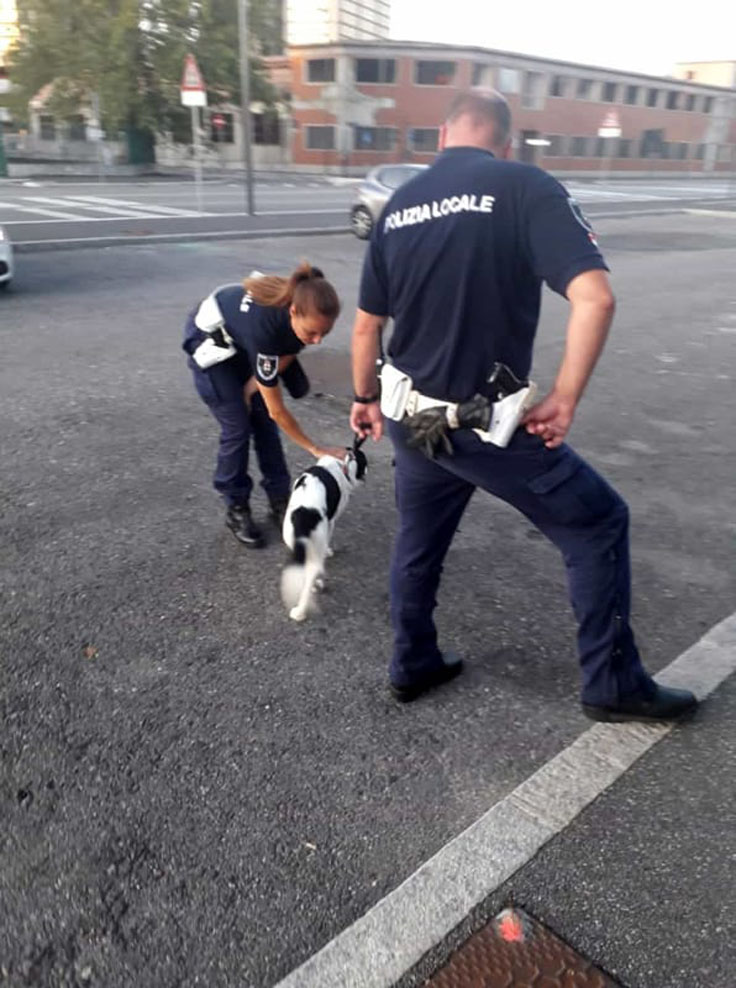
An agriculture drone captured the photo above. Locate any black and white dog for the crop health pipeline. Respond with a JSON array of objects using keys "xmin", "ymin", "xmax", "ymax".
[{"xmin": 281, "ymin": 437, "xmax": 367, "ymax": 621}]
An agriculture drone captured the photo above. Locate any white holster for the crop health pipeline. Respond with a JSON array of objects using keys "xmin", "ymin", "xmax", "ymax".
[
  {"xmin": 379, "ymin": 363, "xmax": 537, "ymax": 449},
  {"xmin": 190, "ymin": 273, "xmax": 264, "ymax": 370},
  {"xmin": 191, "ymin": 292, "xmax": 236, "ymax": 369}
]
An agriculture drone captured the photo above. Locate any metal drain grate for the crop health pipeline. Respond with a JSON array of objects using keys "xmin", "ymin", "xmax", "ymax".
[{"xmin": 424, "ymin": 907, "xmax": 620, "ymax": 987}]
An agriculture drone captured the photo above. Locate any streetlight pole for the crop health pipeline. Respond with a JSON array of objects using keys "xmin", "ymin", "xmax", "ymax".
[{"xmin": 237, "ymin": 0, "xmax": 255, "ymax": 215}]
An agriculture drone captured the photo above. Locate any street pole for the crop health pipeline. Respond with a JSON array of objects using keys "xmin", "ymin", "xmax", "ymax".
[
  {"xmin": 191, "ymin": 105, "xmax": 203, "ymax": 214},
  {"xmin": 91, "ymin": 92, "xmax": 105, "ymax": 185},
  {"xmin": 237, "ymin": 0, "xmax": 255, "ymax": 215}
]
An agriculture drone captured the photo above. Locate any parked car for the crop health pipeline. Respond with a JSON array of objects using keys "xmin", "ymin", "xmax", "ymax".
[
  {"xmin": 0, "ymin": 226, "xmax": 14, "ymax": 290},
  {"xmin": 350, "ymin": 164, "xmax": 429, "ymax": 239}
]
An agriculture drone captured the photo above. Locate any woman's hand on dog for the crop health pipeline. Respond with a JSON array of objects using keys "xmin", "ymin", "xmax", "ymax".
[
  {"xmin": 314, "ymin": 445, "xmax": 349, "ymax": 460},
  {"xmin": 350, "ymin": 401, "xmax": 383, "ymax": 442}
]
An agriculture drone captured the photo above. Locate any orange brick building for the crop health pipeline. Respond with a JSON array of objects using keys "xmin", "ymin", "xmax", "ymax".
[{"xmin": 266, "ymin": 40, "xmax": 736, "ymax": 174}]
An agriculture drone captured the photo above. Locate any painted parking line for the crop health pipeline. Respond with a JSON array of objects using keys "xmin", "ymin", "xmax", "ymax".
[{"xmin": 274, "ymin": 612, "xmax": 736, "ymax": 988}]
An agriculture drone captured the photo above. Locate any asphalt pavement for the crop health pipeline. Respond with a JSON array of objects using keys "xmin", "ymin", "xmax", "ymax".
[
  {"xmin": 1, "ymin": 175, "xmax": 735, "ymax": 248},
  {"xmin": 0, "ymin": 213, "xmax": 735, "ymax": 987}
]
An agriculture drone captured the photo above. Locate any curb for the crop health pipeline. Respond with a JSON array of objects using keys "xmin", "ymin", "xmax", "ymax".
[{"xmin": 14, "ymin": 225, "xmax": 351, "ymax": 253}]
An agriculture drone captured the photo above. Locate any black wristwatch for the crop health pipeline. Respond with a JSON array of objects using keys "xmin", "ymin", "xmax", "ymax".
[{"xmin": 353, "ymin": 393, "xmax": 379, "ymax": 404}]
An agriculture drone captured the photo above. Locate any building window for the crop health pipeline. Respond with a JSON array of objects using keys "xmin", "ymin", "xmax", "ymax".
[
  {"xmin": 673, "ymin": 142, "xmax": 688, "ymax": 159},
  {"xmin": 39, "ymin": 115, "xmax": 56, "ymax": 140},
  {"xmin": 685, "ymin": 93, "xmax": 696, "ymax": 111},
  {"xmin": 307, "ymin": 59, "xmax": 335, "ymax": 83},
  {"xmin": 617, "ymin": 139, "xmax": 633, "ymax": 158},
  {"xmin": 544, "ymin": 135, "xmax": 565, "ymax": 156},
  {"xmin": 666, "ymin": 91, "xmax": 680, "ymax": 110},
  {"xmin": 472, "ymin": 63, "xmax": 494, "ymax": 87},
  {"xmin": 549, "ymin": 75, "xmax": 566, "ymax": 97},
  {"xmin": 717, "ymin": 144, "xmax": 734, "ymax": 163},
  {"xmin": 305, "ymin": 125, "xmax": 335, "ymax": 150},
  {"xmin": 355, "ymin": 58, "xmax": 395, "ymax": 84},
  {"xmin": 625, "ymin": 85, "xmax": 639, "ymax": 105},
  {"xmin": 695, "ymin": 143, "xmax": 706, "ymax": 159},
  {"xmin": 522, "ymin": 71, "xmax": 544, "ymax": 109},
  {"xmin": 210, "ymin": 111, "xmax": 235, "ymax": 143},
  {"xmin": 67, "ymin": 115, "xmax": 86, "ymax": 141},
  {"xmin": 703, "ymin": 96, "xmax": 714, "ymax": 113},
  {"xmin": 576, "ymin": 78, "xmax": 593, "ymax": 99},
  {"xmin": 646, "ymin": 88, "xmax": 659, "ymax": 107},
  {"xmin": 415, "ymin": 60, "xmax": 456, "ymax": 85},
  {"xmin": 602, "ymin": 82, "xmax": 618, "ymax": 103},
  {"xmin": 640, "ymin": 128, "xmax": 665, "ymax": 158},
  {"xmin": 498, "ymin": 67, "xmax": 521, "ymax": 94},
  {"xmin": 353, "ymin": 126, "xmax": 397, "ymax": 151},
  {"xmin": 409, "ymin": 127, "xmax": 439, "ymax": 153},
  {"xmin": 253, "ymin": 111, "xmax": 279, "ymax": 145},
  {"xmin": 571, "ymin": 136, "xmax": 590, "ymax": 157}
]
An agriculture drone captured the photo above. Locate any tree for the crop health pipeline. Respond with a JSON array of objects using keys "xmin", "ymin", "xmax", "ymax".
[{"xmin": 8, "ymin": 0, "xmax": 280, "ymax": 137}]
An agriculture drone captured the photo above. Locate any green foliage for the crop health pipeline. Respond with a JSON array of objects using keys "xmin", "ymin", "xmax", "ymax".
[{"xmin": 7, "ymin": 0, "xmax": 280, "ymax": 133}]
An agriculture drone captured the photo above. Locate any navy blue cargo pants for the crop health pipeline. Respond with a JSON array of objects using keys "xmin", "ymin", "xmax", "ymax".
[
  {"xmin": 192, "ymin": 360, "xmax": 290, "ymax": 509},
  {"xmin": 387, "ymin": 418, "xmax": 655, "ymax": 706}
]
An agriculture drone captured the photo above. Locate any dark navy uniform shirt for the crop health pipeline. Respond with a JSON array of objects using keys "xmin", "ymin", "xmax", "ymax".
[
  {"xmin": 359, "ymin": 146, "xmax": 608, "ymax": 402},
  {"xmin": 183, "ymin": 284, "xmax": 303, "ymax": 387}
]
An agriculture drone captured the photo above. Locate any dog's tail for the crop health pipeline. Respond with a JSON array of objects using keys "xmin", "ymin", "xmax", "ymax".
[
  {"xmin": 281, "ymin": 507, "xmax": 324, "ymax": 617},
  {"xmin": 280, "ymin": 542, "xmax": 316, "ymax": 616}
]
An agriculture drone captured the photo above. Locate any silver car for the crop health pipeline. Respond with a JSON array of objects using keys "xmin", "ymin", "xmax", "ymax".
[
  {"xmin": 350, "ymin": 163, "xmax": 429, "ymax": 239},
  {"xmin": 0, "ymin": 225, "xmax": 13, "ymax": 290}
]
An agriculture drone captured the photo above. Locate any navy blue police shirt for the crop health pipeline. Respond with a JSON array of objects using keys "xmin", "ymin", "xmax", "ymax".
[
  {"xmin": 359, "ymin": 146, "xmax": 608, "ymax": 402},
  {"xmin": 183, "ymin": 284, "xmax": 303, "ymax": 387}
]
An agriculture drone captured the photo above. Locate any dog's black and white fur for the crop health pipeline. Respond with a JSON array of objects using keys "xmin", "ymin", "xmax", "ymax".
[{"xmin": 281, "ymin": 439, "xmax": 367, "ymax": 621}]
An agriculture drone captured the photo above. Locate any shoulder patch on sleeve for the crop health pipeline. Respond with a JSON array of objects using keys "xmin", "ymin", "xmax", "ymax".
[
  {"xmin": 568, "ymin": 197, "xmax": 599, "ymax": 246},
  {"xmin": 257, "ymin": 353, "xmax": 279, "ymax": 382}
]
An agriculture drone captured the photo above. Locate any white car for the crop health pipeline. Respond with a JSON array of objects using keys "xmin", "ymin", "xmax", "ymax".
[
  {"xmin": 350, "ymin": 164, "xmax": 429, "ymax": 239},
  {"xmin": 0, "ymin": 225, "xmax": 14, "ymax": 289}
]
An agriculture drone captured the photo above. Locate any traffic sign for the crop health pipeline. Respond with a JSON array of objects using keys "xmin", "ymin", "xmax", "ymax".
[
  {"xmin": 181, "ymin": 54, "xmax": 207, "ymax": 107},
  {"xmin": 598, "ymin": 109, "xmax": 621, "ymax": 138}
]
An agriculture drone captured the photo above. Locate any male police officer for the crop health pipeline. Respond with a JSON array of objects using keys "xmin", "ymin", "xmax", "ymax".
[{"xmin": 350, "ymin": 90, "xmax": 697, "ymax": 722}]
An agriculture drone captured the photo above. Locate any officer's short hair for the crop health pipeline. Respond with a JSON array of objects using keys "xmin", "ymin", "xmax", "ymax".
[{"xmin": 445, "ymin": 90, "xmax": 511, "ymax": 147}]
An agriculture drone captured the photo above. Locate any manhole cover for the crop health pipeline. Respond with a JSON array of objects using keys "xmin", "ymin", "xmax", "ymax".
[{"xmin": 425, "ymin": 907, "xmax": 620, "ymax": 987}]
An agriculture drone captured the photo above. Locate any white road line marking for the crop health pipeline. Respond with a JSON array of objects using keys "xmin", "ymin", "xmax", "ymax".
[
  {"xmin": 22, "ymin": 196, "xmax": 157, "ymax": 219},
  {"xmin": 686, "ymin": 208, "xmax": 736, "ymax": 218},
  {"xmin": 68, "ymin": 195, "xmax": 204, "ymax": 217},
  {"xmin": 13, "ymin": 225, "xmax": 348, "ymax": 246},
  {"xmin": 274, "ymin": 612, "xmax": 736, "ymax": 988},
  {"xmin": 0, "ymin": 201, "xmax": 87, "ymax": 220},
  {"xmin": 0, "ymin": 209, "xmax": 346, "ymax": 227}
]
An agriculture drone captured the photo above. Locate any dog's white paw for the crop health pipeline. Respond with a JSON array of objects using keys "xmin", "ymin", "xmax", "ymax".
[
  {"xmin": 289, "ymin": 606, "xmax": 308, "ymax": 622},
  {"xmin": 326, "ymin": 547, "xmax": 334, "ymax": 558}
]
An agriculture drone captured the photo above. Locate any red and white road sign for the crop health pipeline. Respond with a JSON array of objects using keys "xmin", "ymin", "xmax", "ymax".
[
  {"xmin": 598, "ymin": 109, "xmax": 621, "ymax": 138},
  {"xmin": 181, "ymin": 54, "xmax": 207, "ymax": 107}
]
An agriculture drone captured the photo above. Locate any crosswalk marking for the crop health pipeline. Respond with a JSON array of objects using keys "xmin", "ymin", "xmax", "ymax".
[
  {"xmin": 0, "ymin": 200, "xmax": 87, "ymax": 220},
  {"xmin": 68, "ymin": 195, "xmax": 205, "ymax": 217},
  {"xmin": 23, "ymin": 196, "xmax": 164, "ymax": 219}
]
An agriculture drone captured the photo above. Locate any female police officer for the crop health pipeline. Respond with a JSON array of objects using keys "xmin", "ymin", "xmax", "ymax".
[{"xmin": 184, "ymin": 262, "xmax": 345, "ymax": 547}]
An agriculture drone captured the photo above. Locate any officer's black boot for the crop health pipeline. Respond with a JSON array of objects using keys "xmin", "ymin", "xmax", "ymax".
[{"xmin": 225, "ymin": 503, "xmax": 265, "ymax": 548}]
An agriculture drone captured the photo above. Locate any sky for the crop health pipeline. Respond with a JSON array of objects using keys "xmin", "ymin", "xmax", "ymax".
[{"xmin": 390, "ymin": 0, "xmax": 736, "ymax": 78}]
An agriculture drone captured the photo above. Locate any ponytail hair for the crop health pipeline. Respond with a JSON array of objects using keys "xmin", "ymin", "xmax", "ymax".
[{"xmin": 243, "ymin": 261, "xmax": 340, "ymax": 323}]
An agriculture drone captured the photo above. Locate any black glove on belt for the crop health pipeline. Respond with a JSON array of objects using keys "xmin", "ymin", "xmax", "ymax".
[{"xmin": 405, "ymin": 394, "xmax": 492, "ymax": 459}]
